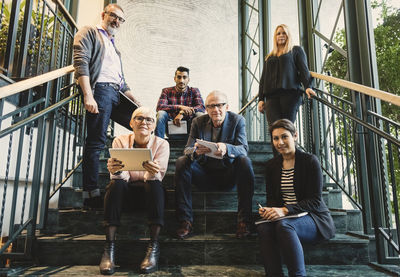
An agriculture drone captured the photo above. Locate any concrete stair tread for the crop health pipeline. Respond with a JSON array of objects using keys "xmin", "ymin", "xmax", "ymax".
[
  {"xmin": 34, "ymin": 233, "xmax": 370, "ymax": 265},
  {"xmin": 7, "ymin": 264, "xmax": 391, "ymax": 277},
  {"xmin": 54, "ymin": 208, "xmax": 347, "ymax": 219},
  {"xmin": 55, "ymin": 207, "xmax": 347, "ymax": 218},
  {"xmin": 37, "ymin": 233, "xmax": 367, "ymax": 244}
]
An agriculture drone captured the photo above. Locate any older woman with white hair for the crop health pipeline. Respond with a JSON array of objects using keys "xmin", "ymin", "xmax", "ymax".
[{"xmin": 99, "ymin": 107, "xmax": 169, "ymax": 275}]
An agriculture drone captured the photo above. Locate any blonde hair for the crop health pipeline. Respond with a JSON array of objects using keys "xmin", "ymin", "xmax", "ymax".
[
  {"xmin": 130, "ymin": 107, "xmax": 156, "ymax": 126},
  {"xmin": 265, "ymin": 24, "xmax": 293, "ymax": 60}
]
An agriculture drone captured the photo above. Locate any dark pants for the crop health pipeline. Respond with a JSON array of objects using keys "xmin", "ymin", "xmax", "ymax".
[
  {"xmin": 174, "ymin": 155, "xmax": 254, "ymax": 224},
  {"xmin": 265, "ymin": 92, "xmax": 302, "ymax": 156},
  {"xmin": 82, "ymin": 83, "xmax": 132, "ymax": 192},
  {"xmin": 104, "ymin": 179, "xmax": 165, "ymax": 227},
  {"xmin": 264, "ymin": 92, "xmax": 302, "ymax": 127},
  {"xmin": 257, "ymin": 215, "xmax": 322, "ymax": 277}
]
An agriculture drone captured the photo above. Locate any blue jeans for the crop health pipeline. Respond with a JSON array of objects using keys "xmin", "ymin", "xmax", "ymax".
[
  {"xmin": 257, "ymin": 215, "xmax": 322, "ymax": 277},
  {"xmin": 154, "ymin": 110, "xmax": 203, "ymax": 138},
  {"xmin": 82, "ymin": 83, "xmax": 132, "ymax": 193},
  {"xmin": 174, "ymin": 155, "xmax": 254, "ymax": 224}
]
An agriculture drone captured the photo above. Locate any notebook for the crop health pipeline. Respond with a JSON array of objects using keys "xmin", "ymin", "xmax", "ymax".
[
  {"xmin": 255, "ymin": 212, "xmax": 309, "ymax": 224},
  {"xmin": 168, "ymin": 120, "xmax": 188, "ymax": 135}
]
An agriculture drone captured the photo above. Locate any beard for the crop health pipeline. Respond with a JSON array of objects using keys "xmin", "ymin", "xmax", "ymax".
[{"xmin": 105, "ymin": 23, "xmax": 118, "ymax": 36}]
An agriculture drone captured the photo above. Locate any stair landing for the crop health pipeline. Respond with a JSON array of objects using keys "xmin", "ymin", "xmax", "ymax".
[{"xmin": 5, "ymin": 264, "xmax": 393, "ymax": 276}]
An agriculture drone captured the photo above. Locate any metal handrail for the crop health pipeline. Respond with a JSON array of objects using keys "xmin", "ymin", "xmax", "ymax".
[
  {"xmin": 52, "ymin": 0, "xmax": 78, "ymax": 30},
  {"xmin": 0, "ymin": 91, "xmax": 79, "ymax": 138},
  {"xmin": 0, "ymin": 65, "xmax": 74, "ymax": 100},
  {"xmin": 310, "ymin": 71, "xmax": 400, "ymax": 107}
]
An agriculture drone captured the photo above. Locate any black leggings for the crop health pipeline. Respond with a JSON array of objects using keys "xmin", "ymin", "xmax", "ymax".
[
  {"xmin": 264, "ymin": 92, "xmax": 302, "ymax": 127},
  {"xmin": 104, "ymin": 179, "xmax": 165, "ymax": 227}
]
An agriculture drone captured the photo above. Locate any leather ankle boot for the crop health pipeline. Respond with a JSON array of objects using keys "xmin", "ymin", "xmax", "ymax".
[
  {"xmin": 140, "ymin": 240, "xmax": 160, "ymax": 274},
  {"xmin": 99, "ymin": 241, "xmax": 115, "ymax": 275}
]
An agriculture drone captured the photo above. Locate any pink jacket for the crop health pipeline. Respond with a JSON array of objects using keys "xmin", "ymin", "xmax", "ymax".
[{"xmin": 110, "ymin": 133, "xmax": 170, "ymax": 182}]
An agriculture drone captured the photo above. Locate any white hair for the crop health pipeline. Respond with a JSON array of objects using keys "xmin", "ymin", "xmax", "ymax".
[{"xmin": 205, "ymin": 90, "xmax": 228, "ymax": 105}]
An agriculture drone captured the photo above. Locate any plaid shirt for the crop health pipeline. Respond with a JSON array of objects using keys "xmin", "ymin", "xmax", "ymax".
[{"xmin": 156, "ymin": 86, "xmax": 205, "ymax": 118}]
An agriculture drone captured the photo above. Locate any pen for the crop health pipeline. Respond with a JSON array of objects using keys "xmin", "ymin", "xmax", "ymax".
[{"xmin": 256, "ymin": 202, "xmax": 264, "ymax": 210}]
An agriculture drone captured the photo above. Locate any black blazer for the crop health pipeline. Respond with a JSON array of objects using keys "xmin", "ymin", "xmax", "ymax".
[{"xmin": 265, "ymin": 149, "xmax": 335, "ymax": 240}]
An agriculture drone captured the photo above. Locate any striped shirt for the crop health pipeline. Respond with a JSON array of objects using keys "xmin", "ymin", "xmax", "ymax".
[{"xmin": 281, "ymin": 168, "xmax": 297, "ymax": 205}]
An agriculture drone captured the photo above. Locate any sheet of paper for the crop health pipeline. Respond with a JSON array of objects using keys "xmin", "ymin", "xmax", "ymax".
[
  {"xmin": 195, "ymin": 139, "xmax": 223, "ymax": 159},
  {"xmin": 168, "ymin": 120, "xmax": 188, "ymax": 135}
]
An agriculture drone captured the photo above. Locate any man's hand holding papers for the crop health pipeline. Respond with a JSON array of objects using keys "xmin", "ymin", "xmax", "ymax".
[{"xmin": 195, "ymin": 139, "xmax": 225, "ymax": 159}]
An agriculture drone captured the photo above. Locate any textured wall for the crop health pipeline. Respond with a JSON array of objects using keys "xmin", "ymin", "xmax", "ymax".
[{"xmin": 116, "ymin": 0, "xmax": 238, "ymax": 121}]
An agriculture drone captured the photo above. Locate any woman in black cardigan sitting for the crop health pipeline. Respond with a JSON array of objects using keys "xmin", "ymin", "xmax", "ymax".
[{"xmin": 257, "ymin": 119, "xmax": 335, "ymax": 277}]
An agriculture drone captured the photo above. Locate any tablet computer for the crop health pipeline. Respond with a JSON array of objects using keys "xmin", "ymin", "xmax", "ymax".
[{"xmin": 109, "ymin": 148, "xmax": 153, "ymax": 171}]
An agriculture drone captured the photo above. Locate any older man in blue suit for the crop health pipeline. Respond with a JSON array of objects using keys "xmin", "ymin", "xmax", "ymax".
[{"xmin": 174, "ymin": 90, "xmax": 255, "ymax": 239}]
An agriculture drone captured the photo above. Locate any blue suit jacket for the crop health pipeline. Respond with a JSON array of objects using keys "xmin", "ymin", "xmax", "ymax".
[{"xmin": 183, "ymin": 111, "xmax": 248, "ymax": 164}]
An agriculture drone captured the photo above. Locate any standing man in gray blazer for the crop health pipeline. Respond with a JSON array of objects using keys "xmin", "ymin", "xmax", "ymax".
[{"xmin": 73, "ymin": 3, "xmax": 140, "ymax": 209}]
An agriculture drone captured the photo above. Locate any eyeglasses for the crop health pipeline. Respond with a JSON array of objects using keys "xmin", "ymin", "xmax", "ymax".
[
  {"xmin": 105, "ymin": 11, "xmax": 126, "ymax": 23},
  {"xmin": 134, "ymin": 116, "xmax": 154, "ymax": 124},
  {"xmin": 206, "ymin": 103, "xmax": 226, "ymax": 109}
]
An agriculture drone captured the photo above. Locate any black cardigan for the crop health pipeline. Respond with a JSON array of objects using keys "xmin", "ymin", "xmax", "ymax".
[
  {"xmin": 264, "ymin": 149, "xmax": 335, "ymax": 240},
  {"xmin": 258, "ymin": 46, "xmax": 313, "ymax": 101}
]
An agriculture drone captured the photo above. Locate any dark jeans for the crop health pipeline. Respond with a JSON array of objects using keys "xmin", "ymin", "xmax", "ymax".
[
  {"xmin": 174, "ymin": 155, "xmax": 254, "ymax": 224},
  {"xmin": 82, "ymin": 83, "xmax": 132, "ymax": 192},
  {"xmin": 104, "ymin": 179, "xmax": 165, "ymax": 227},
  {"xmin": 257, "ymin": 215, "xmax": 322, "ymax": 277}
]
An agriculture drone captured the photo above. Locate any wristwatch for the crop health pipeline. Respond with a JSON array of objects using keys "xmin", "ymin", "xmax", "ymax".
[{"xmin": 179, "ymin": 110, "xmax": 185, "ymax": 115}]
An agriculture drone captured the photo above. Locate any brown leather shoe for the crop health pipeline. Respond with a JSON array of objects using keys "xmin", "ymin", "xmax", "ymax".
[
  {"xmin": 236, "ymin": 222, "xmax": 251, "ymax": 239},
  {"xmin": 176, "ymin": 220, "xmax": 193, "ymax": 239}
]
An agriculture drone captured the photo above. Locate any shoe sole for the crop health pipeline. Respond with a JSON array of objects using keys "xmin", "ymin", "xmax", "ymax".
[
  {"xmin": 141, "ymin": 266, "xmax": 158, "ymax": 274},
  {"xmin": 176, "ymin": 231, "xmax": 194, "ymax": 240},
  {"xmin": 100, "ymin": 269, "xmax": 115, "ymax": 275}
]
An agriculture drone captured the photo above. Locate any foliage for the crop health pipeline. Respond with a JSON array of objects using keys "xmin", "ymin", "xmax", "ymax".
[
  {"xmin": 0, "ymin": 0, "xmax": 57, "ymax": 75},
  {"xmin": 324, "ymin": 3, "xmax": 400, "ymax": 206},
  {"xmin": 325, "ymin": 3, "xmax": 400, "ymax": 121}
]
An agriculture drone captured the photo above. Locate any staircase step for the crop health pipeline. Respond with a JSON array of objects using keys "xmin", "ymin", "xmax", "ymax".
[
  {"xmin": 7, "ymin": 264, "xmax": 391, "ymax": 276},
  {"xmin": 34, "ymin": 233, "xmax": 369, "ymax": 266},
  {"xmin": 49, "ymin": 209, "xmax": 348, "ymax": 236},
  {"xmin": 62, "ymin": 171, "xmax": 267, "ymax": 209},
  {"xmin": 330, "ymin": 208, "xmax": 363, "ymax": 232},
  {"xmin": 162, "ymin": 172, "xmax": 266, "ymax": 191},
  {"xmin": 165, "ymin": 190, "xmax": 266, "ymax": 211},
  {"xmin": 322, "ymin": 189, "xmax": 343, "ymax": 209},
  {"xmin": 166, "ymin": 158, "xmax": 268, "ymax": 175}
]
